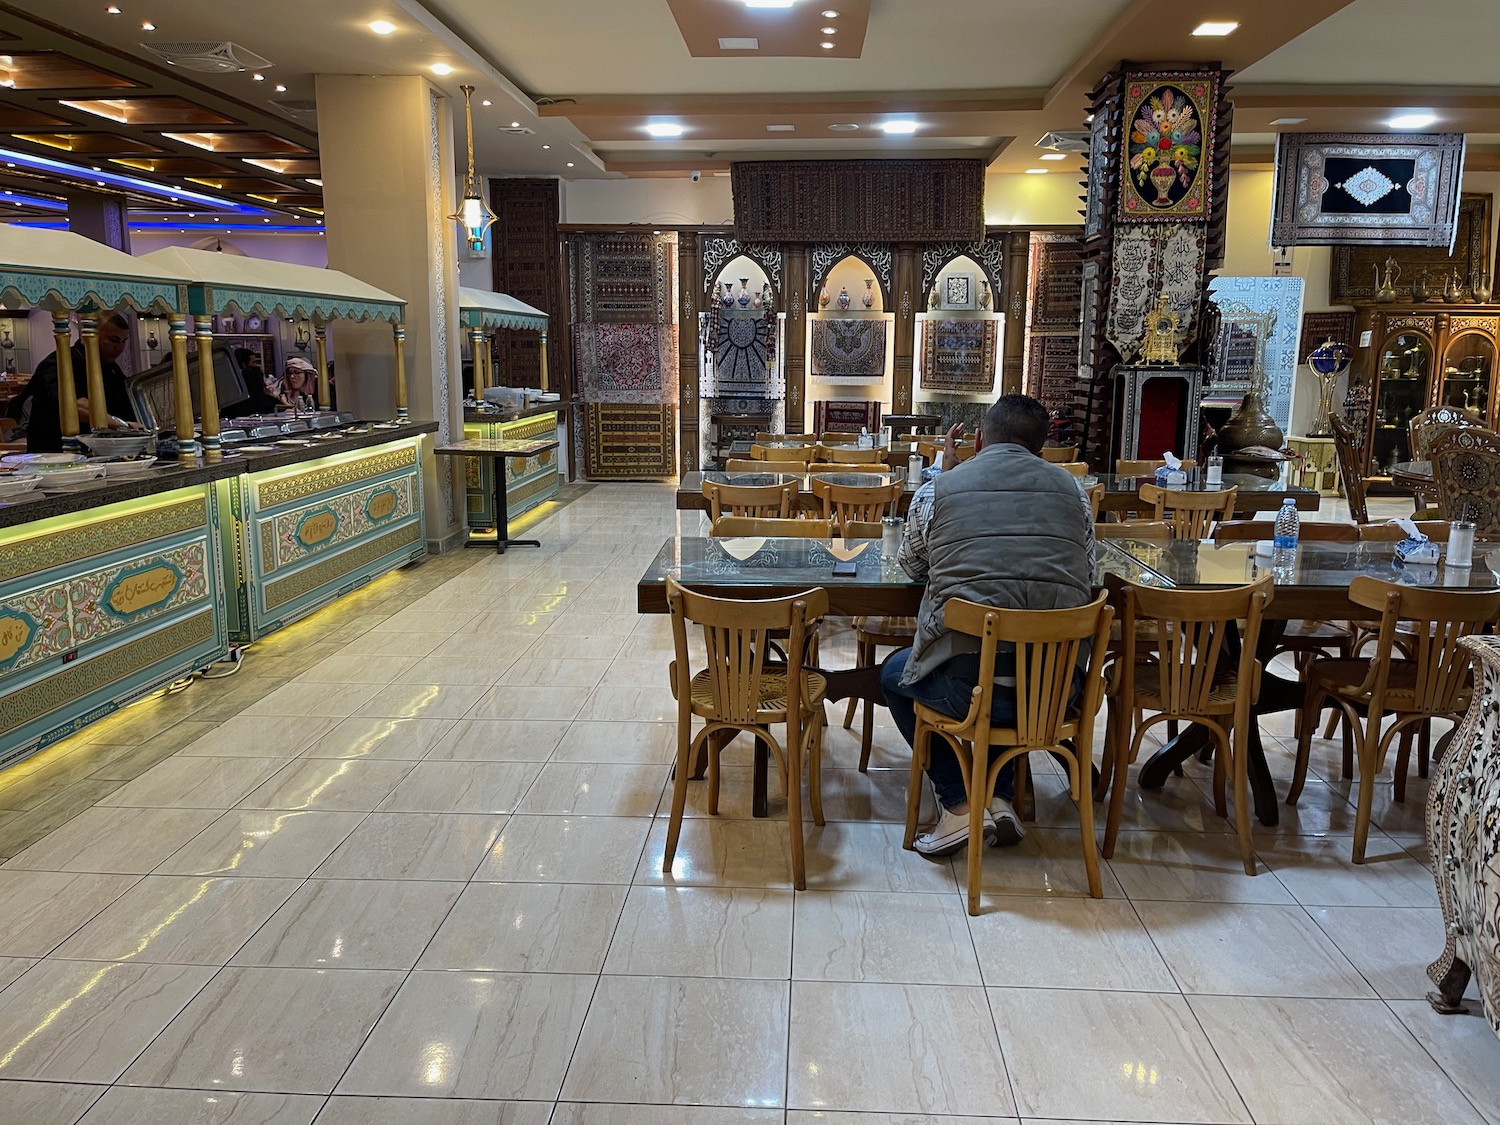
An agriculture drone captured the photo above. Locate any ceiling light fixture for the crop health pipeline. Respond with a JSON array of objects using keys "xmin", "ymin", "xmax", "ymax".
[
  {"xmin": 510, "ymin": 120, "xmax": 519, "ymax": 128},
  {"xmin": 1269, "ymin": 117, "xmax": 1307, "ymax": 126},
  {"xmin": 430, "ymin": 62, "xmax": 454, "ymax": 75},
  {"xmin": 542, "ymin": 143, "xmax": 550, "ymax": 149},
  {"xmin": 107, "ymin": 4, "xmax": 120, "ymax": 12},
  {"xmin": 646, "ymin": 122, "xmax": 684, "ymax": 137},
  {"xmin": 449, "ymin": 85, "xmax": 496, "ymax": 253},
  {"xmin": 742, "ymin": 0, "xmax": 795, "ymax": 8},
  {"xmin": 141, "ymin": 20, "xmax": 155, "ymax": 30},
  {"xmin": 566, "ymin": 161, "xmax": 575, "ymax": 167},
  {"xmin": 719, "ymin": 37, "xmax": 759, "ymax": 50},
  {"xmin": 820, "ymin": 41, "xmax": 834, "ymax": 49},
  {"xmin": 369, "ymin": 19, "xmax": 395, "ymax": 34},
  {"xmin": 1388, "ymin": 111, "xmax": 1437, "ymax": 129},
  {"xmin": 252, "ymin": 73, "xmax": 264, "ymax": 81},
  {"xmin": 821, "ymin": 9, "xmax": 840, "ymax": 16},
  {"xmin": 275, "ymin": 84, "xmax": 286, "ymax": 92},
  {"xmin": 821, "ymin": 26, "xmax": 836, "ymax": 34},
  {"xmin": 1039, "ymin": 152, "xmax": 1066, "ymax": 160},
  {"xmin": 1025, "ymin": 168, "xmax": 1049, "ymax": 174},
  {"xmin": 827, "ymin": 122, "xmax": 859, "ymax": 131},
  {"xmin": 880, "ymin": 120, "xmax": 919, "ymax": 135},
  {"xmin": 1191, "ymin": 20, "xmax": 1239, "ymax": 35},
  {"xmin": 766, "ymin": 124, "xmax": 795, "ymax": 132}
]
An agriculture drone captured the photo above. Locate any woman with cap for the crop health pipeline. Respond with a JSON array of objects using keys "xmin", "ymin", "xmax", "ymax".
[{"xmin": 277, "ymin": 357, "xmax": 317, "ymax": 408}]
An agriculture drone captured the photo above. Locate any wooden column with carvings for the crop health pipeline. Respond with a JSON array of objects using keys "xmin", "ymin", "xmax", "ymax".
[
  {"xmin": 678, "ymin": 236, "xmax": 703, "ymax": 474},
  {"xmin": 784, "ymin": 244, "xmax": 809, "ymax": 433},
  {"xmin": 891, "ymin": 243, "xmax": 919, "ymax": 412},
  {"xmin": 488, "ymin": 178, "xmax": 562, "ymax": 389},
  {"xmin": 1000, "ymin": 232, "xmax": 1030, "ymax": 395}
]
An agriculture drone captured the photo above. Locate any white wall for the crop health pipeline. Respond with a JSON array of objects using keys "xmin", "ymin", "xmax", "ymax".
[{"xmin": 127, "ymin": 231, "xmax": 329, "ymax": 268}]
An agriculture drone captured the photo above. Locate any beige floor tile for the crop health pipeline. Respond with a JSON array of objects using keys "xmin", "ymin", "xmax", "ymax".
[
  {"xmin": 340, "ymin": 630, "xmax": 451, "ymax": 658},
  {"xmin": 574, "ymin": 685, "xmax": 679, "ymax": 723},
  {"xmin": 478, "ymin": 814, "xmax": 652, "ymax": 883},
  {"xmin": 4, "ymin": 806, "xmax": 220, "ymax": 873},
  {"xmin": 637, "ymin": 816, "xmax": 805, "ymax": 890},
  {"xmin": 353, "ymin": 683, "xmax": 488, "ymax": 720},
  {"xmin": 237, "ymin": 758, "xmax": 414, "ymax": 812},
  {"xmin": 524, "ymin": 630, "xmax": 630, "ymax": 657},
  {"xmin": 557, "ymin": 1105, "xmax": 783, "ymax": 1125},
  {"xmin": 989, "ymin": 987, "xmax": 1249, "ymax": 1123},
  {"xmin": 125, "ymin": 966, "xmax": 405, "ymax": 1094},
  {"xmin": 312, "ymin": 811, "xmax": 502, "ymax": 880},
  {"xmin": 552, "ymin": 720, "xmax": 678, "ymax": 764},
  {"xmin": 813, "ymin": 766, "xmax": 933, "ymax": 823},
  {"xmin": 98, "ymin": 756, "xmax": 286, "ymax": 809},
  {"xmin": 0, "ymin": 958, "xmax": 34, "ymax": 993},
  {"xmin": 230, "ymin": 879, "xmax": 462, "ymax": 969},
  {"xmin": 604, "ymin": 886, "xmax": 792, "ymax": 979},
  {"xmin": 299, "ymin": 717, "xmax": 455, "ymax": 760},
  {"xmin": 423, "ymin": 718, "xmax": 570, "ymax": 762},
  {"xmin": 788, "ymin": 980, "xmax": 1011, "ymax": 1115},
  {"xmin": 0, "ymin": 871, "xmax": 138, "ymax": 956},
  {"xmin": 563, "ymin": 974, "xmax": 788, "ymax": 1107},
  {"xmin": 376, "ymin": 760, "xmax": 540, "ymax": 814},
  {"xmin": 788, "ymin": 1116, "xmax": 1015, "ymax": 1125},
  {"xmin": 83, "ymin": 722, "xmax": 219, "ymax": 780},
  {"xmin": 77, "ymin": 1087, "xmax": 325, "ymax": 1125},
  {"xmin": 792, "ymin": 890, "xmax": 979, "ymax": 985},
  {"xmin": 959, "ymin": 826, "xmax": 1126, "ymax": 901},
  {"xmin": 0, "ymin": 1080, "xmax": 104, "ymax": 1125},
  {"xmin": 394, "ymin": 654, "xmax": 512, "ymax": 686},
  {"xmin": 0, "ymin": 960, "xmax": 213, "ymax": 1082},
  {"xmin": 1388, "ymin": 999, "xmax": 1500, "ymax": 1125},
  {"xmin": 419, "ymin": 881, "xmax": 626, "ymax": 972},
  {"xmin": 1256, "ymin": 834, "xmax": 1440, "ymax": 907},
  {"xmin": 466, "ymin": 684, "xmax": 594, "ymax": 721},
  {"xmin": 1099, "ymin": 772, "xmax": 1237, "ymax": 835},
  {"xmin": 1190, "ymin": 994, "xmax": 1487, "ymax": 1125},
  {"xmin": 301, "ymin": 652, "xmax": 418, "ymax": 685},
  {"xmin": 315, "ymin": 1097, "xmax": 551, "ymax": 1124},
  {"xmin": 339, "ymin": 970, "xmax": 595, "ymax": 1100},
  {"xmin": 597, "ymin": 657, "xmax": 677, "ymax": 688},
  {"xmin": 427, "ymin": 632, "xmax": 532, "ymax": 662},
  {"xmin": 1105, "ymin": 830, "xmax": 1295, "ymax": 903},
  {"xmin": 52, "ymin": 875, "xmax": 301, "ymax": 964},
  {"xmin": 1308, "ymin": 905, "xmax": 1453, "ymax": 1000},
  {"xmin": 154, "ymin": 811, "xmax": 365, "ymax": 878},
  {"xmin": 519, "ymin": 761, "xmax": 667, "ymax": 816},
  {"xmin": 494, "ymin": 656, "xmax": 614, "ymax": 688},
  {"xmin": 254, "ymin": 682, "xmax": 384, "ymax": 718},
  {"xmin": 968, "ymin": 897, "xmax": 1177, "ymax": 992}
]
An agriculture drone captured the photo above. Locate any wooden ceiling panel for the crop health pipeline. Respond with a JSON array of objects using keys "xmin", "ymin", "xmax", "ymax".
[
  {"xmin": 58, "ymin": 96, "xmax": 238, "ymax": 126},
  {"xmin": 12, "ymin": 131, "xmax": 169, "ymax": 154},
  {"xmin": 160, "ymin": 131, "xmax": 312, "ymax": 155},
  {"xmin": 0, "ymin": 106, "xmax": 71, "ymax": 128},
  {"xmin": 0, "ymin": 49, "xmax": 137, "ymax": 89},
  {"xmin": 110, "ymin": 155, "xmax": 231, "ymax": 174}
]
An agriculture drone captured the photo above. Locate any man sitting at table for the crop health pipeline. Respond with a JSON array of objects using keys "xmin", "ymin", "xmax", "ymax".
[{"xmin": 881, "ymin": 394, "xmax": 1095, "ymax": 856}]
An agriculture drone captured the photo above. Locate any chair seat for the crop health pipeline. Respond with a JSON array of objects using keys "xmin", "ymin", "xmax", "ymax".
[
  {"xmin": 1307, "ymin": 657, "xmax": 1464, "ymax": 713},
  {"xmin": 853, "ymin": 615, "xmax": 916, "ymax": 644},
  {"xmin": 1281, "ymin": 619, "xmax": 1355, "ymax": 647},
  {"xmin": 1129, "ymin": 660, "xmax": 1241, "ymax": 711},
  {"xmin": 688, "ymin": 667, "xmax": 828, "ymax": 721}
]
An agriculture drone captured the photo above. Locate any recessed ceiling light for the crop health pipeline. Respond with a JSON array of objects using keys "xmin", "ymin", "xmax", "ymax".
[
  {"xmin": 766, "ymin": 124, "xmax": 795, "ymax": 132},
  {"xmin": 1025, "ymin": 168, "xmax": 1049, "ymax": 174},
  {"xmin": 880, "ymin": 120, "xmax": 919, "ymax": 135},
  {"xmin": 106, "ymin": 5, "xmax": 120, "ymax": 12},
  {"xmin": 510, "ymin": 120, "xmax": 520, "ymax": 128},
  {"xmin": 251, "ymin": 73, "xmax": 265, "ymax": 81},
  {"xmin": 742, "ymin": 0, "xmax": 794, "ymax": 7},
  {"xmin": 646, "ymin": 123, "xmax": 684, "ymax": 137},
  {"xmin": 566, "ymin": 161, "xmax": 574, "ymax": 167},
  {"xmin": 821, "ymin": 8, "xmax": 840, "ymax": 16},
  {"xmin": 820, "ymin": 41, "xmax": 835, "ymax": 49},
  {"xmin": 1192, "ymin": 20, "xmax": 1239, "ymax": 35},
  {"xmin": 1389, "ymin": 112, "xmax": 1437, "ymax": 129},
  {"xmin": 430, "ymin": 62, "xmax": 453, "ymax": 75},
  {"xmin": 369, "ymin": 19, "xmax": 395, "ymax": 34},
  {"xmin": 827, "ymin": 123, "xmax": 859, "ymax": 131},
  {"xmin": 719, "ymin": 37, "xmax": 759, "ymax": 50},
  {"xmin": 542, "ymin": 143, "xmax": 550, "ymax": 149},
  {"xmin": 821, "ymin": 26, "xmax": 836, "ymax": 34},
  {"xmin": 1039, "ymin": 152, "xmax": 1066, "ymax": 160},
  {"xmin": 141, "ymin": 20, "xmax": 155, "ymax": 30},
  {"xmin": 1269, "ymin": 117, "xmax": 1307, "ymax": 126},
  {"xmin": 275, "ymin": 84, "xmax": 286, "ymax": 92}
]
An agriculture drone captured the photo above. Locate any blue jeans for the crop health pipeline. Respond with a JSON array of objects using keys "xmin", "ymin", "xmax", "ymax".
[{"xmin": 881, "ymin": 648, "xmax": 1018, "ymax": 811}]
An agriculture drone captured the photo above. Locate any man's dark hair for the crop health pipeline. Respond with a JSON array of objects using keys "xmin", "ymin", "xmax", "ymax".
[
  {"xmin": 980, "ymin": 393, "xmax": 1049, "ymax": 454},
  {"xmin": 103, "ymin": 312, "xmax": 131, "ymax": 332}
]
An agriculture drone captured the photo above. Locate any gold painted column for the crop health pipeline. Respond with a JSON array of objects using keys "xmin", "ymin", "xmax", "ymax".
[
  {"xmin": 314, "ymin": 323, "xmax": 330, "ymax": 409},
  {"xmin": 51, "ymin": 314, "xmax": 81, "ymax": 451},
  {"xmin": 78, "ymin": 314, "xmax": 108, "ymax": 432},
  {"xmin": 469, "ymin": 326, "xmax": 486, "ymax": 395},
  {"xmin": 537, "ymin": 330, "xmax": 549, "ymax": 392},
  {"xmin": 784, "ymin": 244, "xmax": 809, "ymax": 434},
  {"xmin": 167, "ymin": 313, "xmax": 198, "ymax": 462},
  {"xmin": 195, "ymin": 320, "xmax": 221, "ymax": 461},
  {"xmin": 393, "ymin": 322, "xmax": 408, "ymax": 420},
  {"xmin": 480, "ymin": 333, "xmax": 493, "ymax": 394}
]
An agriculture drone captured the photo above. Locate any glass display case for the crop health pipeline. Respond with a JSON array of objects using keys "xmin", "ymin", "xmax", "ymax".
[
  {"xmin": 1440, "ymin": 331, "xmax": 1495, "ymax": 417},
  {"xmin": 1371, "ymin": 331, "xmax": 1432, "ymax": 473}
]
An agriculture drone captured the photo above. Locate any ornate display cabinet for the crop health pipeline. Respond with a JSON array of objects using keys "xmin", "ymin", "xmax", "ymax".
[
  {"xmin": 1350, "ymin": 304, "xmax": 1500, "ymax": 475},
  {"xmin": 1425, "ymin": 634, "xmax": 1500, "ymax": 1041}
]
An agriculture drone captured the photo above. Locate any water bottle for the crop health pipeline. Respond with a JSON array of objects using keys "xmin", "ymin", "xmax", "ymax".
[{"xmin": 1273, "ymin": 497, "xmax": 1300, "ymax": 550}]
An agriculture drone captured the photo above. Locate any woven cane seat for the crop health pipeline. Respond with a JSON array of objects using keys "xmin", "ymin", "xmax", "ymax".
[
  {"xmin": 688, "ymin": 668, "xmax": 828, "ymax": 721},
  {"xmin": 1128, "ymin": 661, "xmax": 1242, "ymax": 712}
]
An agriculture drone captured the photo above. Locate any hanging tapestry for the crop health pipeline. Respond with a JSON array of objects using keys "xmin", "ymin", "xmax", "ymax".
[
  {"xmin": 1118, "ymin": 71, "xmax": 1218, "ymax": 223},
  {"xmin": 1107, "ymin": 224, "xmax": 1207, "ymax": 360},
  {"xmin": 583, "ymin": 403, "xmax": 676, "ymax": 479},
  {"xmin": 918, "ymin": 317, "xmax": 999, "ymax": 394},
  {"xmin": 1025, "ymin": 334, "xmax": 1080, "ymax": 414},
  {"xmin": 914, "ymin": 399, "xmax": 988, "ymax": 437},
  {"xmin": 573, "ymin": 322, "xmax": 678, "ymax": 404},
  {"xmin": 1298, "ymin": 311, "xmax": 1358, "ymax": 360},
  {"xmin": 813, "ymin": 399, "xmax": 883, "ymax": 435},
  {"xmin": 707, "ymin": 308, "xmax": 777, "ymax": 395},
  {"xmin": 1083, "ymin": 99, "xmax": 1118, "ymax": 241},
  {"xmin": 569, "ymin": 233, "xmax": 675, "ymax": 323},
  {"xmin": 810, "ymin": 317, "xmax": 887, "ymax": 385},
  {"xmin": 1028, "ymin": 234, "xmax": 1085, "ymax": 330},
  {"xmin": 1329, "ymin": 193, "xmax": 1492, "ymax": 302},
  {"xmin": 1207, "ymin": 276, "xmax": 1306, "ymax": 432},
  {"xmin": 1270, "ymin": 132, "xmax": 1467, "ymax": 248}
]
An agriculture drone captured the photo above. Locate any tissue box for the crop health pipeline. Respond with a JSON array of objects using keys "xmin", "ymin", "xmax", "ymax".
[{"xmin": 1395, "ymin": 537, "xmax": 1440, "ymax": 565}]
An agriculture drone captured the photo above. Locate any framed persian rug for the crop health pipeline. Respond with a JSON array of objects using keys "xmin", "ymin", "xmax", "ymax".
[
  {"xmin": 573, "ymin": 322, "xmax": 677, "ymax": 404},
  {"xmin": 583, "ymin": 403, "xmax": 676, "ymax": 479},
  {"xmin": 809, "ymin": 316, "xmax": 888, "ymax": 385},
  {"xmin": 706, "ymin": 308, "xmax": 776, "ymax": 396},
  {"xmin": 1298, "ymin": 311, "xmax": 1358, "ymax": 361},
  {"xmin": 918, "ymin": 316, "xmax": 1000, "ymax": 394},
  {"xmin": 1025, "ymin": 333, "xmax": 1080, "ymax": 413},
  {"xmin": 1270, "ymin": 132, "xmax": 1468, "ymax": 248},
  {"xmin": 1207, "ymin": 276, "xmax": 1306, "ymax": 432},
  {"xmin": 1118, "ymin": 71, "xmax": 1219, "ymax": 222},
  {"xmin": 1028, "ymin": 234, "xmax": 1085, "ymax": 331},
  {"xmin": 813, "ymin": 399, "xmax": 883, "ymax": 435}
]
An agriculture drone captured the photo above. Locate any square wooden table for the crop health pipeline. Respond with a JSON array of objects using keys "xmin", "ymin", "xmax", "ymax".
[{"xmin": 435, "ymin": 437, "xmax": 560, "ymax": 554}]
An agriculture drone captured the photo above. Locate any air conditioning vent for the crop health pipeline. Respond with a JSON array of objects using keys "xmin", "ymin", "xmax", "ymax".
[
  {"xmin": 270, "ymin": 99, "xmax": 317, "ymax": 126},
  {"xmin": 500, "ymin": 125, "xmax": 535, "ymax": 136},
  {"xmin": 1036, "ymin": 130, "xmax": 1090, "ymax": 154},
  {"xmin": 142, "ymin": 41, "xmax": 273, "ymax": 73}
]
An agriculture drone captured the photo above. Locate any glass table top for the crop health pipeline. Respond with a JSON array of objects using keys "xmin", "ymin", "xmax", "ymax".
[
  {"xmin": 1392, "ymin": 460, "xmax": 1432, "ymax": 480},
  {"xmin": 687, "ymin": 470, "xmax": 914, "ymax": 492},
  {"xmin": 1096, "ymin": 470, "xmax": 1316, "ymax": 496}
]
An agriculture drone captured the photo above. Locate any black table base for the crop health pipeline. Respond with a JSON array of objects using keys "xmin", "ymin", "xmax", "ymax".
[{"xmin": 468, "ymin": 458, "xmax": 541, "ymax": 554}]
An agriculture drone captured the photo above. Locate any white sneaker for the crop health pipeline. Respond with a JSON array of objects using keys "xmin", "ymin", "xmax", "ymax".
[
  {"xmin": 987, "ymin": 796, "xmax": 1026, "ymax": 847},
  {"xmin": 914, "ymin": 807, "xmax": 998, "ymax": 857}
]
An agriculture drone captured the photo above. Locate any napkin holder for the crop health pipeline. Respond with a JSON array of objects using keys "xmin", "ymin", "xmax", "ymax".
[{"xmin": 1391, "ymin": 517, "xmax": 1440, "ymax": 565}]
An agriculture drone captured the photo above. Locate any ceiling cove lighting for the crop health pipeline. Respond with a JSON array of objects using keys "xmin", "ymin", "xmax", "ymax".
[
  {"xmin": 1191, "ymin": 20, "xmax": 1239, "ymax": 35},
  {"xmin": 645, "ymin": 122, "xmax": 684, "ymax": 137},
  {"xmin": 2, "ymin": 192, "xmax": 66, "ymax": 210},
  {"xmin": 1025, "ymin": 168, "xmax": 1049, "ymax": 174},
  {"xmin": 1269, "ymin": 117, "xmax": 1307, "ymax": 126},
  {"xmin": 16, "ymin": 220, "xmax": 325, "ymax": 233},
  {"xmin": 369, "ymin": 19, "xmax": 395, "ymax": 34},
  {"xmin": 1039, "ymin": 152, "xmax": 1066, "ymax": 160},
  {"xmin": 1388, "ymin": 112, "xmax": 1437, "ymax": 129},
  {"xmin": 742, "ymin": 0, "xmax": 796, "ymax": 7},
  {"xmin": 0, "ymin": 145, "xmax": 270, "ymax": 213},
  {"xmin": 430, "ymin": 62, "xmax": 454, "ymax": 76},
  {"xmin": 880, "ymin": 120, "xmax": 919, "ymax": 135},
  {"xmin": 450, "ymin": 85, "xmax": 496, "ymax": 253}
]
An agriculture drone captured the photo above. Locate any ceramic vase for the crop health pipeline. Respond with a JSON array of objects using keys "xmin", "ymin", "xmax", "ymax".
[
  {"xmin": 837, "ymin": 286, "xmax": 851, "ymax": 311},
  {"xmin": 818, "ymin": 286, "xmax": 830, "ymax": 309},
  {"xmin": 737, "ymin": 279, "xmax": 751, "ymax": 308},
  {"xmin": 721, "ymin": 282, "xmax": 735, "ymax": 308},
  {"xmin": 927, "ymin": 284, "xmax": 939, "ymax": 311},
  {"xmin": 979, "ymin": 280, "xmax": 991, "ymax": 310},
  {"xmin": 862, "ymin": 279, "xmax": 874, "ymax": 308}
]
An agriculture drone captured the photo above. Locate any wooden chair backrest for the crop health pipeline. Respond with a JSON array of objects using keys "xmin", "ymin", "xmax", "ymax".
[
  {"xmin": 702, "ymin": 480, "xmax": 796, "ymax": 520},
  {"xmin": 885, "ymin": 413, "xmax": 942, "ymax": 436},
  {"xmin": 1085, "ymin": 482, "xmax": 1104, "ymax": 521},
  {"xmin": 666, "ymin": 576, "xmax": 828, "ymax": 725},
  {"xmin": 1348, "ymin": 575, "xmax": 1500, "ymax": 716},
  {"xmin": 813, "ymin": 478, "xmax": 905, "ymax": 529},
  {"xmin": 1138, "ymin": 483, "xmax": 1238, "ymax": 538},
  {"xmin": 819, "ymin": 431, "xmax": 866, "ymax": 444},
  {"xmin": 819, "ymin": 445, "xmax": 885, "ymax": 463},
  {"xmin": 755, "ymin": 432, "xmax": 817, "ymax": 446},
  {"xmin": 1121, "ymin": 576, "xmax": 1273, "ymax": 716},
  {"xmin": 1357, "ymin": 519, "xmax": 1451, "ymax": 542},
  {"xmin": 1116, "ymin": 458, "xmax": 1199, "ymax": 476},
  {"xmin": 1430, "ymin": 426, "xmax": 1500, "ymax": 536},
  {"xmin": 806, "ymin": 462, "xmax": 889, "ymax": 474},
  {"xmin": 725, "ymin": 458, "xmax": 806, "ymax": 475},
  {"xmin": 1059, "ymin": 462, "xmax": 1090, "ymax": 477},
  {"xmin": 1328, "ymin": 413, "xmax": 1369, "ymax": 523},
  {"xmin": 754, "ymin": 444, "xmax": 814, "ymax": 462},
  {"xmin": 1214, "ymin": 519, "xmax": 1358, "ymax": 542},
  {"xmin": 842, "ymin": 520, "xmax": 884, "ymax": 539},
  {"xmin": 711, "ymin": 515, "xmax": 836, "ymax": 538},
  {"xmin": 1097, "ymin": 520, "xmax": 1172, "ymax": 540},
  {"xmin": 1409, "ymin": 405, "xmax": 1482, "ymax": 459},
  {"xmin": 916, "ymin": 439, "xmax": 977, "ymax": 464},
  {"xmin": 1041, "ymin": 445, "xmax": 1079, "ymax": 463}
]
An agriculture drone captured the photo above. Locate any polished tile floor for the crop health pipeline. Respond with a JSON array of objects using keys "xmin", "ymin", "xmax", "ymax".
[{"xmin": 0, "ymin": 485, "xmax": 1496, "ymax": 1125}]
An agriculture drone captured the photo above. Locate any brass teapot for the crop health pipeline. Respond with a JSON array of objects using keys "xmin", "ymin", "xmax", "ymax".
[
  {"xmin": 1374, "ymin": 257, "xmax": 1401, "ymax": 302},
  {"xmin": 1444, "ymin": 268, "xmax": 1466, "ymax": 303},
  {"xmin": 1411, "ymin": 270, "xmax": 1430, "ymax": 302}
]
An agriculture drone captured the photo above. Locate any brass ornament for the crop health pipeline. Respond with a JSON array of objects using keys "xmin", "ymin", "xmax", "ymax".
[{"xmin": 1137, "ymin": 296, "xmax": 1182, "ymax": 365}]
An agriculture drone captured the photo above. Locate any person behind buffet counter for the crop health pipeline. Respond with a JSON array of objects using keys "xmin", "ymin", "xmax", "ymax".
[
  {"xmin": 276, "ymin": 356, "xmax": 317, "ymax": 408},
  {"xmin": 880, "ymin": 394, "xmax": 1095, "ymax": 857},
  {"xmin": 25, "ymin": 312, "xmax": 139, "ymax": 453},
  {"xmin": 223, "ymin": 347, "xmax": 279, "ymax": 417}
]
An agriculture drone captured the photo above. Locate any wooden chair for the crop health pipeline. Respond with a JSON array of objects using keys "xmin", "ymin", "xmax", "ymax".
[
  {"xmin": 885, "ymin": 413, "xmax": 941, "ymax": 438},
  {"xmin": 842, "ymin": 520, "xmax": 883, "ymax": 538},
  {"xmin": 806, "ymin": 462, "xmax": 889, "ymax": 474},
  {"xmin": 754, "ymin": 444, "xmax": 815, "ymax": 463},
  {"xmin": 818, "ymin": 445, "xmax": 886, "ymax": 464},
  {"xmin": 843, "ymin": 612, "xmax": 917, "ymax": 771},
  {"xmin": 916, "ymin": 439, "xmax": 977, "ymax": 465},
  {"xmin": 1329, "ymin": 413, "xmax": 1371, "ymax": 523},
  {"xmin": 1409, "ymin": 405, "xmax": 1482, "ymax": 460},
  {"xmin": 1096, "ymin": 520, "xmax": 1173, "ymax": 540},
  {"xmin": 902, "ymin": 593, "xmax": 1114, "ymax": 914},
  {"xmin": 1138, "ymin": 483, "xmax": 1237, "ymax": 539},
  {"xmin": 725, "ymin": 458, "xmax": 807, "ymax": 475},
  {"xmin": 665, "ymin": 577, "xmax": 830, "ymax": 890},
  {"xmin": 1058, "ymin": 461, "xmax": 1090, "ymax": 477},
  {"xmin": 755, "ymin": 432, "xmax": 817, "ymax": 446},
  {"xmin": 1293, "ymin": 576, "xmax": 1500, "ymax": 863},
  {"xmin": 1041, "ymin": 445, "xmax": 1079, "ymax": 463},
  {"xmin": 702, "ymin": 480, "xmax": 796, "ymax": 520},
  {"xmin": 1102, "ymin": 576, "xmax": 1274, "ymax": 876},
  {"xmin": 1213, "ymin": 519, "xmax": 1358, "ymax": 543},
  {"xmin": 1085, "ymin": 481, "xmax": 1104, "ymax": 521},
  {"xmin": 1115, "ymin": 458, "xmax": 1198, "ymax": 476},
  {"xmin": 1430, "ymin": 426, "xmax": 1500, "ymax": 537},
  {"xmin": 812, "ymin": 478, "xmax": 904, "ymax": 530},
  {"xmin": 711, "ymin": 515, "xmax": 835, "ymax": 538},
  {"xmin": 819, "ymin": 431, "xmax": 866, "ymax": 445}
]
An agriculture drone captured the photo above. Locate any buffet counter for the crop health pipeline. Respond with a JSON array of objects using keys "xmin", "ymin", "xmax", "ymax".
[
  {"xmin": 0, "ymin": 420, "xmax": 437, "ymax": 765},
  {"xmin": 462, "ymin": 404, "xmax": 562, "ymax": 530}
]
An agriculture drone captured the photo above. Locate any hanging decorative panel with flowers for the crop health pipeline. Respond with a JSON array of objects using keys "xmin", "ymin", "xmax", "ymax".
[{"xmin": 1118, "ymin": 71, "xmax": 1219, "ymax": 223}]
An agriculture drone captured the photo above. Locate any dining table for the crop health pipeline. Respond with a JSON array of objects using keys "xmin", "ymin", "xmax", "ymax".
[
  {"xmin": 677, "ymin": 469, "xmax": 918, "ymax": 516},
  {"xmin": 1391, "ymin": 459, "xmax": 1434, "ymax": 496},
  {"xmin": 1094, "ymin": 469, "xmax": 1321, "ymax": 515}
]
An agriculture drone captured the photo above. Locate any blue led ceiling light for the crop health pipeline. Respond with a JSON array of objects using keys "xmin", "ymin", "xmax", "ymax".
[
  {"xmin": 0, "ymin": 146, "xmax": 279, "ymax": 215},
  {"xmin": 13, "ymin": 220, "xmax": 324, "ymax": 233},
  {"xmin": 0, "ymin": 191, "xmax": 68, "ymax": 211}
]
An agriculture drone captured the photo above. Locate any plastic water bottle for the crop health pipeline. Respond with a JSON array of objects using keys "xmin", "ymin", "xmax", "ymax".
[{"xmin": 1273, "ymin": 497, "xmax": 1300, "ymax": 550}]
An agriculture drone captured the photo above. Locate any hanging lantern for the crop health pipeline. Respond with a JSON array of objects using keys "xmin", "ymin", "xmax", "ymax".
[{"xmin": 449, "ymin": 84, "xmax": 496, "ymax": 254}]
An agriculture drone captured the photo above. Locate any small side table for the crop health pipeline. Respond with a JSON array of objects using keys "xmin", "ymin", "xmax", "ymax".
[
  {"xmin": 435, "ymin": 437, "xmax": 561, "ymax": 553},
  {"xmin": 1287, "ymin": 435, "xmax": 1340, "ymax": 496}
]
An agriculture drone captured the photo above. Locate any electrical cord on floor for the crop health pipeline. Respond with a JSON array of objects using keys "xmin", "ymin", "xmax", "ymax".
[{"xmin": 200, "ymin": 645, "xmax": 247, "ymax": 679}]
